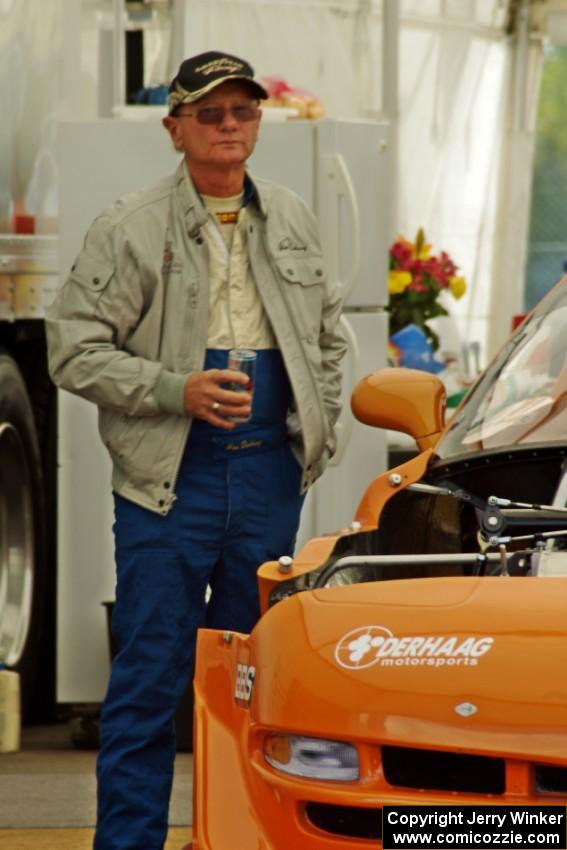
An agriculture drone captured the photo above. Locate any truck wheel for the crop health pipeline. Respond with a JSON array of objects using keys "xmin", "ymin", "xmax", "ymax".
[{"xmin": 0, "ymin": 353, "xmax": 47, "ymax": 714}]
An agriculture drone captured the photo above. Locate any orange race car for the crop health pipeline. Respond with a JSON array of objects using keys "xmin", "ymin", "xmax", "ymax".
[{"xmin": 190, "ymin": 278, "xmax": 567, "ymax": 849}]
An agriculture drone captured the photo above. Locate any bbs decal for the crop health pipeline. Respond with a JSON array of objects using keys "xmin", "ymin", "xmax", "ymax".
[{"xmin": 234, "ymin": 663, "xmax": 256, "ymax": 703}]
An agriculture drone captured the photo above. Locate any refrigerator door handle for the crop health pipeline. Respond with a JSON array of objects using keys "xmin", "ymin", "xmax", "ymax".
[
  {"xmin": 318, "ymin": 152, "xmax": 361, "ymax": 301},
  {"xmin": 330, "ymin": 314, "xmax": 359, "ymax": 466}
]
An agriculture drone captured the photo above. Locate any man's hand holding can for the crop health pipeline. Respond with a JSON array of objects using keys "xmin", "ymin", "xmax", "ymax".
[{"xmin": 183, "ymin": 366, "xmax": 252, "ymax": 428}]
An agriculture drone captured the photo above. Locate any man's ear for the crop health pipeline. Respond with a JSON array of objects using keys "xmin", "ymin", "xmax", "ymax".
[{"xmin": 162, "ymin": 115, "xmax": 184, "ymax": 152}]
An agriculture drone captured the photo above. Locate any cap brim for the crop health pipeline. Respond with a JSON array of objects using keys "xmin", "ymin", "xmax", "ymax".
[{"xmin": 169, "ymin": 75, "xmax": 268, "ymax": 114}]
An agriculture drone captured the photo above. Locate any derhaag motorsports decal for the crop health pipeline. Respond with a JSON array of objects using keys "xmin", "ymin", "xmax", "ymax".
[{"xmin": 335, "ymin": 626, "xmax": 494, "ymax": 670}]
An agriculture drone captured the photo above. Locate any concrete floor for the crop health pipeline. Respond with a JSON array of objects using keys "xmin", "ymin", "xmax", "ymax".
[
  {"xmin": 0, "ymin": 721, "xmax": 192, "ymax": 847},
  {"xmin": 1, "ymin": 829, "xmax": 192, "ymax": 850}
]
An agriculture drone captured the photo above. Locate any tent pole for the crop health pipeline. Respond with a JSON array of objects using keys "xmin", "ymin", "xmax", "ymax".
[{"xmin": 383, "ymin": 0, "xmax": 399, "ymax": 238}]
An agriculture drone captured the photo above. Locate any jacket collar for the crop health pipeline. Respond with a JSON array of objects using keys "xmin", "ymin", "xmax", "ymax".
[
  {"xmin": 173, "ymin": 160, "xmax": 269, "ymax": 229},
  {"xmin": 248, "ymin": 173, "xmax": 269, "ymax": 219},
  {"xmin": 174, "ymin": 161, "xmax": 209, "ymax": 236}
]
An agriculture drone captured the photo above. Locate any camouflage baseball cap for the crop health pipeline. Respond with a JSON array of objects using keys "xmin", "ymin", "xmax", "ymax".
[{"xmin": 168, "ymin": 51, "xmax": 268, "ymax": 115}]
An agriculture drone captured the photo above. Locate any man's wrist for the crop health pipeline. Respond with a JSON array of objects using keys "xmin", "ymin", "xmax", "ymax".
[{"xmin": 155, "ymin": 369, "xmax": 194, "ymax": 415}]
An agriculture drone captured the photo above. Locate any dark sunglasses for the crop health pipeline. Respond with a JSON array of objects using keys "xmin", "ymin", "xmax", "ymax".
[{"xmin": 175, "ymin": 104, "xmax": 260, "ymax": 125}]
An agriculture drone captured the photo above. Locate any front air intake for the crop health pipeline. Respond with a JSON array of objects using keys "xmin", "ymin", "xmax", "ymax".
[
  {"xmin": 305, "ymin": 803, "xmax": 382, "ymax": 839},
  {"xmin": 536, "ymin": 764, "xmax": 567, "ymax": 795},
  {"xmin": 382, "ymin": 745, "xmax": 505, "ymax": 795}
]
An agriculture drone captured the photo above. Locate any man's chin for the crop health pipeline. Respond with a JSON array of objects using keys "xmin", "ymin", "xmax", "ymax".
[{"xmin": 213, "ymin": 150, "xmax": 249, "ymax": 167}]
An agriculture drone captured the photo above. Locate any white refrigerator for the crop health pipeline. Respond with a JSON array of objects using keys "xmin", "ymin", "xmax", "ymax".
[
  {"xmin": 249, "ymin": 118, "xmax": 391, "ymax": 546},
  {"xmin": 55, "ymin": 116, "xmax": 391, "ymax": 703}
]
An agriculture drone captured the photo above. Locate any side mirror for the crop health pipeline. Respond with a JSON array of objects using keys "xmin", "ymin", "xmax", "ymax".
[{"xmin": 351, "ymin": 367, "xmax": 447, "ymax": 451}]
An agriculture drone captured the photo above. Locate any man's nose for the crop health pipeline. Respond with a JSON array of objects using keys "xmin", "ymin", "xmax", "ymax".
[{"xmin": 219, "ymin": 108, "xmax": 238, "ymax": 129}]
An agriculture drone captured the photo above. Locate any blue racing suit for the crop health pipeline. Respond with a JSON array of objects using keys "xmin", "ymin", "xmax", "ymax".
[{"xmin": 95, "ymin": 350, "xmax": 304, "ymax": 850}]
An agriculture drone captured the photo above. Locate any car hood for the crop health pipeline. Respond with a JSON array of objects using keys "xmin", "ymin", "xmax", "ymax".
[{"xmin": 251, "ymin": 576, "xmax": 567, "ymax": 761}]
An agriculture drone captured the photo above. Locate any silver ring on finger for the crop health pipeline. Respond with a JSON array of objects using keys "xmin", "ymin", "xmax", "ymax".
[{"xmin": 212, "ymin": 401, "xmax": 220, "ymax": 412}]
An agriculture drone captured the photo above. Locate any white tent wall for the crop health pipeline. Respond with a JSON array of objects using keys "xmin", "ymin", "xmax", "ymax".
[
  {"xmin": 400, "ymin": 1, "xmax": 554, "ymax": 363},
  {"xmin": 171, "ymin": 0, "xmax": 385, "ymax": 119},
  {"xmin": 0, "ymin": 0, "xmax": 82, "ymax": 234},
  {"xmin": 397, "ymin": 7, "xmax": 512, "ymax": 364},
  {"xmin": 488, "ymin": 1, "xmax": 544, "ymax": 358}
]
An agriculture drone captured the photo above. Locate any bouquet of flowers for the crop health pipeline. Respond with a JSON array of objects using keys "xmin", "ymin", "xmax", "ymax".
[{"xmin": 387, "ymin": 228, "xmax": 466, "ymax": 352}]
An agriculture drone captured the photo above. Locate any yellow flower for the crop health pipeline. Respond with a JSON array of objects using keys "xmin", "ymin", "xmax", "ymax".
[
  {"xmin": 388, "ymin": 269, "xmax": 412, "ymax": 295},
  {"xmin": 449, "ymin": 275, "xmax": 467, "ymax": 299},
  {"xmin": 414, "ymin": 227, "xmax": 431, "ymax": 261}
]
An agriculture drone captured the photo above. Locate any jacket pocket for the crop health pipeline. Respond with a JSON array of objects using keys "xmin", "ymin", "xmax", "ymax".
[
  {"xmin": 68, "ymin": 253, "xmax": 114, "ymax": 293},
  {"xmin": 60, "ymin": 254, "xmax": 115, "ymax": 319},
  {"xmin": 274, "ymin": 256, "xmax": 325, "ymax": 342},
  {"xmin": 275, "ymin": 255, "xmax": 326, "ymax": 287},
  {"xmin": 99, "ymin": 408, "xmax": 135, "ymax": 458}
]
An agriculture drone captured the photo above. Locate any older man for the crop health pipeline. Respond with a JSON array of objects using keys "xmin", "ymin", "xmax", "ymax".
[{"xmin": 46, "ymin": 50, "xmax": 346, "ymax": 850}]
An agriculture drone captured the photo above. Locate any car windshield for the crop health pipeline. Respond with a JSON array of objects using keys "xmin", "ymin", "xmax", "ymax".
[{"xmin": 435, "ymin": 279, "xmax": 567, "ymax": 461}]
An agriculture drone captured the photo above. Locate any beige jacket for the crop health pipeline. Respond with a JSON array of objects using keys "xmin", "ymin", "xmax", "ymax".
[{"xmin": 46, "ymin": 162, "xmax": 346, "ymax": 514}]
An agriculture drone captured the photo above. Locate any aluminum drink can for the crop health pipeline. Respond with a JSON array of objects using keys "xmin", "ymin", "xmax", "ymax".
[{"xmin": 227, "ymin": 348, "xmax": 257, "ymax": 423}]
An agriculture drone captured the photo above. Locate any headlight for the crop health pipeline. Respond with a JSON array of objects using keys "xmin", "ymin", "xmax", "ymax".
[{"xmin": 264, "ymin": 734, "xmax": 359, "ymax": 781}]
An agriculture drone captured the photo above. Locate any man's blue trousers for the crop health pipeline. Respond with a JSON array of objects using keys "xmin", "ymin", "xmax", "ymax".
[{"xmin": 94, "ymin": 350, "xmax": 304, "ymax": 850}]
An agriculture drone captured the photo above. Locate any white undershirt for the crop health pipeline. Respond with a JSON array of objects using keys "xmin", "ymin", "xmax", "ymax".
[{"xmin": 201, "ymin": 193, "xmax": 277, "ymax": 349}]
